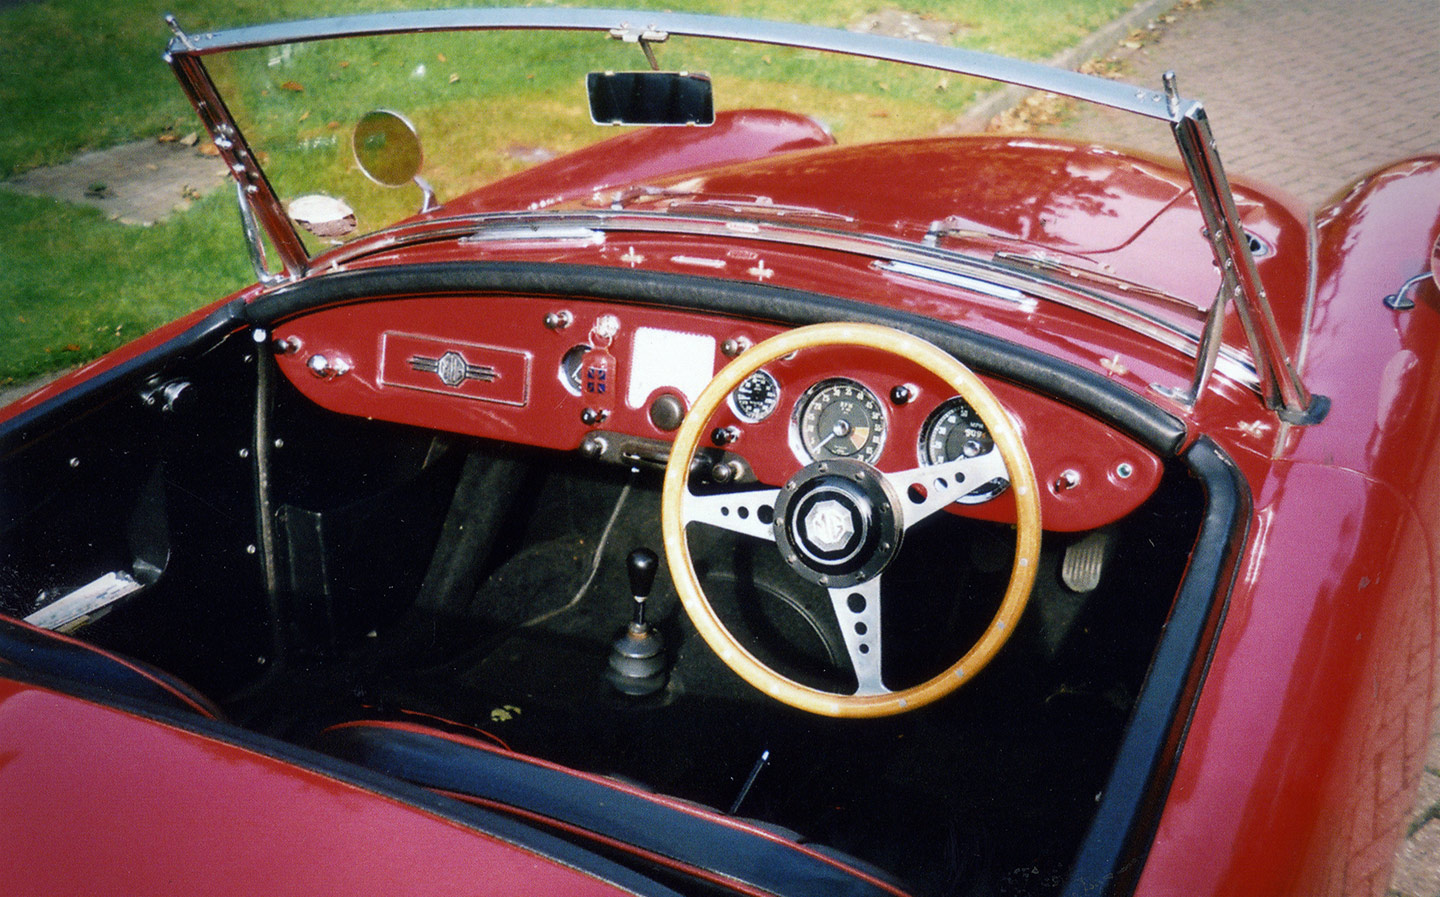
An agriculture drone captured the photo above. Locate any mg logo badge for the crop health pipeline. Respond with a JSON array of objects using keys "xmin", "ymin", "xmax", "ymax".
[
  {"xmin": 436, "ymin": 351, "xmax": 468, "ymax": 387},
  {"xmin": 804, "ymin": 500, "xmax": 855, "ymax": 552}
]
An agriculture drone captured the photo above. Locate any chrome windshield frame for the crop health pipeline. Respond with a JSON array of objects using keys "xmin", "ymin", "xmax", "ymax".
[{"xmin": 165, "ymin": 6, "xmax": 1320, "ymax": 423}]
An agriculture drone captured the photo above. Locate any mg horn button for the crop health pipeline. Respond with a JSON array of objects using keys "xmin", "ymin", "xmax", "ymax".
[{"xmin": 773, "ymin": 458, "xmax": 902, "ymax": 588}]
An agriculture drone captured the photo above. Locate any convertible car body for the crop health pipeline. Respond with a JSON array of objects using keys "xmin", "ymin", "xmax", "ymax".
[{"xmin": 4, "ymin": 9, "xmax": 1440, "ymax": 896}]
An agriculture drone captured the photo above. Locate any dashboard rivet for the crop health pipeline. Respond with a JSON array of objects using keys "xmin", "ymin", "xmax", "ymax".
[{"xmin": 1115, "ymin": 462, "xmax": 1134, "ymax": 479}]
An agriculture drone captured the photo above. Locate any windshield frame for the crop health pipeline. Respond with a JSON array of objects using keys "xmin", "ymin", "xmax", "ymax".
[{"xmin": 164, "ymin": 7, "xmax": 1319, "ymax": 423}]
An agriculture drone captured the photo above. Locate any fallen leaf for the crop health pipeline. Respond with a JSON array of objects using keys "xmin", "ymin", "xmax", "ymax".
[
  {"xmin": 327, "ymin": 121, "xmax": 340, "ymax": 129},
  {"xmin": 449, "ymin": 73, "xmax": 460, "ymax": 84},
  {"xmin": 281, "ymin": 80, "xmax": 304, "ymax": 92},
  {"xmin": 199, "ymin": 142, "xmax": 220, "ymax": 157},
  {"xmin": 157, "ymin": 133, "xmax": 178, "ymax": 143},
  {"xmin": 437, "ymin": 52, "xmax": 447, "ymax": 62},
  {"xmin": 299, "ymin": 110, "xmax": 310, "ymax": 121},
  {"xmin": 179, "ymin": 131, "xmax": 198, "ymax": 146},
  {"xmin": 64, "ymin": 344, "xmax": 82, "ymax": 353}
]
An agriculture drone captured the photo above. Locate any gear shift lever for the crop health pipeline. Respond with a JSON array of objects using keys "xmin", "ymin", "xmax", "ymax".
[{"xmin": 607, "ymin": 547, "xmax": 668, "ymax": 696}]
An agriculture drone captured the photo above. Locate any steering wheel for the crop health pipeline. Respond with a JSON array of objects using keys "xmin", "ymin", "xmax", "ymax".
[{"xmin": 660, "ymin": 323, "xmax": 1041, "ymax": 718}]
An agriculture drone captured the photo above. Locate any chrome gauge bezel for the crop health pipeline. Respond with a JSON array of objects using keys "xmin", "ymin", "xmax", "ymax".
[
  {"xmin": 728, "ymin": 369, "xmax": 781, "ymax": 423},
  {"xmin": 918, "ymin": 396, "xmax": 1006, "ymax": 505},
  {"xmin": 918, "ymin": 396, "xmax": 994, "ymax": 466},
  {"xmin": 791, "ymin": 377, "xmax": 888, "ymax": 464}
]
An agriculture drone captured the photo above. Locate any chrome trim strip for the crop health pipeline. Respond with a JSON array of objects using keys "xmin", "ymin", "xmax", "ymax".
[
  {"xmin": 313, "ymin": 209, "xmax": 1262, "ymax": 391},
  {"xmin": 875, "ymin": 261, "xmax": 1034, "ymax": 308},
  {"xmin": 167, "ymin": 8, "xmax": 1171, "ymax": 117}
]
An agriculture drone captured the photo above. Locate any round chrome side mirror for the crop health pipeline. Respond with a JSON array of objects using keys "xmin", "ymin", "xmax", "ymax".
[{"xmin": 353, "ymin": 110, "xmax": 437, "ymax": 211}]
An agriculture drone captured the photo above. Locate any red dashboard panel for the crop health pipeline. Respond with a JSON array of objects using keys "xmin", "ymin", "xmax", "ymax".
[{"xmin": 272, "ymin": 294, "xmax": 1162, "ymax": 532}]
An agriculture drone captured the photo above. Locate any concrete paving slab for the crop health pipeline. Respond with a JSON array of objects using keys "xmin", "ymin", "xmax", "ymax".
[{"xmin": 1, "ymin": 138, "xmax": 227, "ymax": 225}]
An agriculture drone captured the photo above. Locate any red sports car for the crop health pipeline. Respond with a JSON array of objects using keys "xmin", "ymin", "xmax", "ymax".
[{"xmin": 3, "ymin": 9, "xmax": 1439, "ymax": 896}]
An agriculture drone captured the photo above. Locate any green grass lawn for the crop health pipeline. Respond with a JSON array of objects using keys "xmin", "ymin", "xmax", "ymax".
[{"xmin": 0, "ymin": 0, "xmax": 1130, "ymax": 386}]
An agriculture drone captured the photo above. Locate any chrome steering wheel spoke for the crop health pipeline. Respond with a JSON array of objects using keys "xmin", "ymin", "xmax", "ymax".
[
  {"xmin": 883, "ymin": 449, "xmax": 1009, "ymax": 530},
  {"xmin": 828, "ymin": 576, "xmax": 887, "ymax": 696},
  {"xmin": 681, "ymin": 486, "xmax": 779, "ymax": 542}
]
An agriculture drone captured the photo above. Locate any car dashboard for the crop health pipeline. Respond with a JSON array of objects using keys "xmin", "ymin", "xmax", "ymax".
[{"xmin": 272, "ymin": 293, "xmax": 1162, "ymax": 533}]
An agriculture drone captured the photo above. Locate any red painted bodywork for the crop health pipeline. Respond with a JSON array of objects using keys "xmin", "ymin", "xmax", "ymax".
[
  {"xmin": 0, "ymin": 679, "xmax": 645, "ymax": 897},
  {"xmin": 1138, "ymin": 157, "xmax": 1440, "ymax": 896},
  {"xmin": 5, "ymin": 68, "xmax": 1440, "ymax": 894}
]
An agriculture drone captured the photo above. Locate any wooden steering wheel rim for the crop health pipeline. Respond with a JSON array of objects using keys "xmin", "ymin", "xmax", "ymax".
[{"xmin": 660, "ymin": 322, "xmax": 1041, "ymax": 718}]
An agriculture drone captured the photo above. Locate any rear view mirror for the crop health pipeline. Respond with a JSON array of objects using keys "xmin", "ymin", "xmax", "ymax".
[{"xmin": 586, "ymin": 71, "xmax": 714, "ymax": 126}]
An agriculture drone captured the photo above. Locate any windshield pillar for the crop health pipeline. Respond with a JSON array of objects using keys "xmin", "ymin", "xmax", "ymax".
[{"xmin": 1168, "ymin": 88, "xmax": 1324, "ymax": 424}]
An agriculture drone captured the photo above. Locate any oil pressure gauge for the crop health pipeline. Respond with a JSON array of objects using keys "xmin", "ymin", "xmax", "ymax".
[{"xmin": 729, "ymin": 369, "xmax": 781, "ymax": 422}]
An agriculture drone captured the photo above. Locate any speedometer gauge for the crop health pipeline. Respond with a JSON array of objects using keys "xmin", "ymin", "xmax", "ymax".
[
  {"xmin": 795, "ymin": 379, "xmax": 886, "ymax": 464},
  {"xmin": 920, "ymin": 397, "xmax": 995, "ymax": 464},
  {"xmin": 920, "ymin": 397, "xmax": 1006, "ymax": 504},
  {"xmin": 729, "ymin": 369, "xmax": 781, "ymax": 422}
]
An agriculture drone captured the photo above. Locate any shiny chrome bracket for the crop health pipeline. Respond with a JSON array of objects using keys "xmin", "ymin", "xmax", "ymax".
[
  {"xmin": 609, "ymin": 22, "xmax": 668, "ymax": 70},
  {"xmin": 164, "ymin": 14, "xmax": 197, "ymax": 52},
  {"xmin": 1383, "ymin": 272, "xmax": 1428, "ymax": 310},
  {"xmin": 234, "ymin": 181, "xmax": 286, "ymax": 285},
  {"xmin": 1163, "ymin": 71, "xmax": 1326, "ymax": 424}
]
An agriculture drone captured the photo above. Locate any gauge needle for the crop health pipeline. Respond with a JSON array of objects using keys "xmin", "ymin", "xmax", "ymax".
[{"xmin": 815, "ymin": 418, "xmax": 851, "ymax": 451}]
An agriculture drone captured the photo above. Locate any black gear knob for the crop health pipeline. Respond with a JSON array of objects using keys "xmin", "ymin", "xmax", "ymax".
[{"xmin": 627, "ymin": 547, "xmax": 659, "ymax": 601}]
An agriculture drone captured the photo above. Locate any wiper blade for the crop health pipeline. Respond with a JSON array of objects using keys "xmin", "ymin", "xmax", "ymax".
[
  {"xmin": 606, "ymin": 185, "xmax": 853, "ymax": 225},
  {"xmin": 989, "ymin": 250, "xmax": 1204, "ymax": 318}
]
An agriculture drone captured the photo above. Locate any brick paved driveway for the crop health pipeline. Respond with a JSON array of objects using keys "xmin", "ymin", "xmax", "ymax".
[
  {"xmin": 1035, "ymin": 0, "xmax": 1440, "ymax": 210},
  {"xmin": 1016, "ymin": 0, "xmax": 1440, "ymax": 892}
]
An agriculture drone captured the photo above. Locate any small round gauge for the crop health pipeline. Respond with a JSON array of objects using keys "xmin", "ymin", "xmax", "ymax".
[
  {"xmin": 795, "ymin": 378, "xmax": 887, "ymax": 464},
  {"xmin": 559, "ymin": 344, "xmax": 591, "ymax": 396},
  {"xmin": 729, "ymin": 369, "xmax": 781, "ymax": 422},
  {"xmin": 920, "ymin": 397, "xmax": 995, "ymax": 465}
]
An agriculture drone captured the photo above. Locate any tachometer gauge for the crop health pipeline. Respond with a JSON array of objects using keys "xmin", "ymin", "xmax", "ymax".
[
  {"xmin": 920, "ymin": 397, "xmax": 1005, "ymax": 504},
  {"xmin": 729, "ymin": 369, "xmax": 781, "ymax": 422},
  {"xmin": 795, "ymin": 378, "xmax": 886, "ymax": 463}
]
